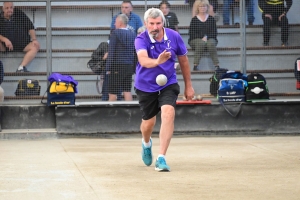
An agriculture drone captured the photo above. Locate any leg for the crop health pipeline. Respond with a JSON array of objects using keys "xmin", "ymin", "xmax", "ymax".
[
  {"xmin": 122, "ymin": 73, "xmax": 133, "ymax": 101},
  {"xmin": 223, "ymin": 0, "xmax": 233, "ymax": 25},
  {"xmin": 206, "ymin": 38, "xmax": 219, "ymax": 67},
  {"xmin": 141, "ymin": 116, "xmax": 156, "ymax": 143},
  {"xmin": 0, "ymin": 86, "xmax": 4, "ymax": 102},
  {"xmin": 108, "ymin": 93, "xmax": 117, "ymax": 101},
  {"xmin": 21, "ymin": 41, "xmax": 40, "ymax": 67},
  {"xmin": 262, "ymin": 14, "xmax": 272, "ymax": 45},
  {"xmin": 246, "ymin": 0, "xmax": 255, "ymax": 24},
  {"xmin": 108, "ymin": 73, "xmax": 119, "ymax": 101},
  {"xmin": 189, "ymin": 38, "xmax": 206, "ymax": 70},
  {"xmin": 101, "ymin": 74, "xmax": 109, "ymax": 101},
  {"xmin": 158, "ymin": 105, "xmax": 175, "ymax": 155},
  {"xmin": 279, "ymin": 16, "xmax": 289, "ymax": 44}
]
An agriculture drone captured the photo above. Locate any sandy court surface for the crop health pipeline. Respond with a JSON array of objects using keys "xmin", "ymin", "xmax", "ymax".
[{"xmin": 0, "ymin": 136, "xmax": 299, "ymax": 200}]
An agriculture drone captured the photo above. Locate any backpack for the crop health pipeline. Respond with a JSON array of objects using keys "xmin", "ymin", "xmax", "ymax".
[
  {"xmin": 245, "ymin": 73, "xmax": 269, "ymax": 101},
  {"xmin": 294, "ymin": 57, "xmax": 300, "ymax": 81},
  {"xmin": 87, "ymin": 42, "xmax": 108, "ymax": 75},
  {"xmin": 209, "ymin": 67, "xmax": 228, "ymax": 96},
  {"xmin": 15, "ymin": 79, "xmax": 41, "ymax": 96}
]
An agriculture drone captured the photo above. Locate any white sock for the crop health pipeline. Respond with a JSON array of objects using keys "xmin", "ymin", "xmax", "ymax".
[
  {"xmin": 142, "ymin": 138, "xmax": 151, "ymax": 148},
  {"xmin": 18, "ymin": 65, "xmax": 24, "ymax": 70},
  {"xmin": 157, "ymin": 154, "xmax": 165, "ymax": 159}
]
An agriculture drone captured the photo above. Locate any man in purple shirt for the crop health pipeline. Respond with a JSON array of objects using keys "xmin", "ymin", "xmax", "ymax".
[{"xmin": 135, "ymin": 8, "xmax": 194, "ymax": 172}]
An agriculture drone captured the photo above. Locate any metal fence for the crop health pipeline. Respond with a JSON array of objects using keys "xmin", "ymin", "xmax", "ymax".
[{"xmin": 0, "ymin": 0, "xmax": 299, "ymax": 103}]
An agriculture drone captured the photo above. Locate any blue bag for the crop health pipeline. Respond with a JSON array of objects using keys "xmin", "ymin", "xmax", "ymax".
[{"xmin": 218, "ymin": 78, "xmax": 246, "ymax": 103}]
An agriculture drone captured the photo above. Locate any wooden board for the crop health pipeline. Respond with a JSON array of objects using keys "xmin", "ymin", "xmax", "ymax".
[{"xmin": 176, "ymin": 100, "xmax": 212, "ymax": 105}]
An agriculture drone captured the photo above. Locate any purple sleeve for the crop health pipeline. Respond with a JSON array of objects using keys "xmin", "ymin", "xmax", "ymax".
[
  {"xmin": 176, "ymin": 33, "xmax": 188, "ymax": 56},
  {"xmin": 135, "ymin": 34, "xmax": 148, "ymax": 54}
]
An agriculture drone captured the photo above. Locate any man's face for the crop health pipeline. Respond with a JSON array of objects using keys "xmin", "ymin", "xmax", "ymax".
[
  {"xmin": 2, "ymin": 2, "xmax": 14, "ymax": 19},
  {"xmin": 159, "ymin": 4, "xmax": 169, "ymax": 16},
  {"xmin": 145, "ymin": 16, "xmax": 163, "ymax": 39},
  {"xmin": 121, "ymin": 2, "xmax": 132, "ymax": 16}
]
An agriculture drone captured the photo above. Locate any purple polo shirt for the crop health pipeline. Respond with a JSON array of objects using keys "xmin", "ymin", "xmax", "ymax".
[{"xmin": 134, "ymin": 28, "xmax": 188, "ymax": 92}]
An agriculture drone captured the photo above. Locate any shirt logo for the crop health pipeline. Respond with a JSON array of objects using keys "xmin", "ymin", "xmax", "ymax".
[{"xmin": 166, "ymin": 40, "xmax": 172, "ymax": 51}]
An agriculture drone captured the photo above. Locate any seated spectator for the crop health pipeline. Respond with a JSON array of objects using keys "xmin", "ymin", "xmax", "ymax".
[
  {"xmin": 258, "ymin": 0, "xmax": 292, "ymax": 47},
  {"xmin": 0, "ymin": 2, "xmax": 40, "ymax": 72},
  {"xmin": 107, "ymin": 14, "xmax": 135, "ymax": 101},
  {"xmin": 222, "ymin": 0, "xmax": 255, "ymax": 25},
  {"xmin": 159, "ymin": 1, "xmax": 179, "ymax": 32},
  {"xmin": 192, "ymin": 0, "xmax": 216, "ymax": 19},
  {"xmin": 110, "ymin": 1, "xmax": 143, "ymax": 36},
  {"xmin": 188, "ymin": 0, "xmax": 219, "ymax": 71}
]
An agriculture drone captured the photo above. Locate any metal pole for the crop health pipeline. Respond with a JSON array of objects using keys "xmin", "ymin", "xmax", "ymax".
[
  {"xmin": 240, "ymin": 0, "xmax": 246, "ymax": 74},
  {"xmin": 46, "ymin": 0, "xmax": 52, "ymax": 82}
]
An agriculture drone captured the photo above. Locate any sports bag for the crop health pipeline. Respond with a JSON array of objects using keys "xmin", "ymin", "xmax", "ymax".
[
  {"xmin": 218, "ymin": 76, "xmax": 246, "ymax": 118},
  {"xmin": 245, "ymin": 73, "xmax": 269, "ymax": 101},
  {"xmin": 49, "ymin": 81, "xmax": 74, "ymax": 93},
  {"xmin": 15, "ymin": 79, "xmax": 41, "ymax": 96},
  {"xmin": 41, "ymin": 73, "xmax": 77, "ymax": 106},
  {"xmin": 209, "ymin": 67, "xmax": 228, "ymax": 96},
  {"xmin": 218, "ymin": 78, "xmax": 246, "ymax": 103},
  {"xmin": 87, "ymin": 42, "xmax": 108, "ymax": 75},
  {"xmin": 294, "ymin": 57, "xmax": 300, "ymax": 81}
]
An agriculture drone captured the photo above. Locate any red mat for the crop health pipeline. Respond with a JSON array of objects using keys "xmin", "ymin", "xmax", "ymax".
[{"xmin": 176, "ymin": 100, "xmax": 212, "ymax": 105}]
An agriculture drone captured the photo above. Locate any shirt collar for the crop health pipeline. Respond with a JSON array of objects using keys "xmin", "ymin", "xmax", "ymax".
[{"xmin": 148, "ymin": 27, "xmax": 168, "ymax": 43}]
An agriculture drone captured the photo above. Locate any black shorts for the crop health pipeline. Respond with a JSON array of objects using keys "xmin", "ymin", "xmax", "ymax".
[
  {"xmin": 108, "ymin": 71, "xmax": 132, "ymax": 95},
  {"xmin": 135, "ymin": 83, "xmax": 180, "ymax": 120}
]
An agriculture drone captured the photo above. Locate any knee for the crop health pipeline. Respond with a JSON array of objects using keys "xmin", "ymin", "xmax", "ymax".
[
  {"xmin": 161, "ymin": 105, "xmax": 175, "ymax": 122},
  {"xmin": 142, "ymin": 117, "xmax": 156, "ymax": 129}
]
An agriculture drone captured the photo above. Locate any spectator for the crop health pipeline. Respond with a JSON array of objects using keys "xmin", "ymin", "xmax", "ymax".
[
  {"xmin": 188, "ymin": 0, "xmax": 219, "ymax": 71},
  {"xmin": 258, "ymin": 0, "xmax": 293, "ymax": 47},
  {"xmin": 0, "ymin": 2, "xmax": 40, "ymax": 72},
  {"xmin": 135, "ymin": 8, "xmax": 194, "ymax": 171},
  {"xmin": 107, "ymin": 14, "xmax": 135, "ymax": 101},
  {"xmin": 192, "ymin": 0, "xmax": 216, "ymax": 19},
  {"xmin": 110, "ymin": 1, "xmax": 143, "ymax": 36},
  {"xmin": 159, "ymin": 1, "xmax": 179, "ymax": 32},
  {"xmin": 223, "ymin": 0, "xmax": 255, "ymax": 26}
]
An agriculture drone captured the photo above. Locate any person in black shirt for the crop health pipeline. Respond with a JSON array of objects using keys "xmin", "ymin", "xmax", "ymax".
[
  {"xmin": 159, "ymin": 1, "xmax": 179, "ymax": 32},
  {"xmin": 258, "ymin": 0, "xmax": 293, "ymax": 47},
  {"xmin": 188, "ymin": 0, "xmax": 219, "ymax": 71},
  {"xmin": 0, "ymin": 2, "xmax": 40, "ymax": 72}
]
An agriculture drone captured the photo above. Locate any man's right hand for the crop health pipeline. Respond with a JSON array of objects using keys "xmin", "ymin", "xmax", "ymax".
[
  {"xmin": 156, "ymin": 50, "xmax": 171, "ymax": 65},
  {"xmin": 4, "ymin": 38, "xmax": 13, "ymax": 51}
]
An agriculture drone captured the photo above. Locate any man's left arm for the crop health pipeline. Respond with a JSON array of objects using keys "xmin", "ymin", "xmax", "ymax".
[
  {"xmin": 29, "ymin": 29, "xmax": 40, "ymax": 48},
  {"xmin": 177, "ymin": 55, "xmax": 194, "ymax": 100}
]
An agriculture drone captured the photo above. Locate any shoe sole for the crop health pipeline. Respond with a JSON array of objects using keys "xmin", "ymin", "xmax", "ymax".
[{"xmin": 155, "ymin": 167, "xmax": 170, "ymax": 172}]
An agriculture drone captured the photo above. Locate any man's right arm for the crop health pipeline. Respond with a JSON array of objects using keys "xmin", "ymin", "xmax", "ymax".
[{"xmin": 137, "ymin": 49, "xmax": 171, "ymax": 68}]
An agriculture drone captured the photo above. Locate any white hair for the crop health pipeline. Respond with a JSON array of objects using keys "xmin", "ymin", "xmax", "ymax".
[{"xmin": 144, "ymin": 8, "xmax": 165, "ymax": 25}]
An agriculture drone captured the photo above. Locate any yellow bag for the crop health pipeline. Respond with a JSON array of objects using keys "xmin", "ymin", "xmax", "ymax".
[{"xmin": 49, "ymin": 81, "xmax": 74, "ymax": 93}]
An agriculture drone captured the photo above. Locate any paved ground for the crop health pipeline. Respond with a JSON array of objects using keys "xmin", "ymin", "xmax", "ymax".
[{"xmin": 0, "ymin": 136, "xmax": 299, "ymax": 200}]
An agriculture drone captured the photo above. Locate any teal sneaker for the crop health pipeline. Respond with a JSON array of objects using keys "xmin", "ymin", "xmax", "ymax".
[
  {"xmin": 155, "ymin": 157, "xmax": 170, "ymax": 172},
  {"xmin": 141, "ymin": 139, "xmax": 153, "ymax": 166}
]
